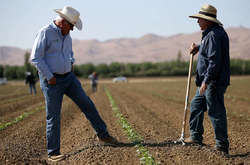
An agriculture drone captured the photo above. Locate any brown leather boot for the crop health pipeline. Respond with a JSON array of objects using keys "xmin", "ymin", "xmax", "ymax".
[
  {"xmin": 98, "ymin": 135, "xmax": 119, "ymax": 146},
  {"xmin": 214, "ymin": 146, "xmax": 229, "ymax": 155},
  {"xmin": 184, "ymin": 137, "xmax": 202, "ymax": 145},
  {"xmin": 48, "ymin": 153, "xmax": 66, "ymax": 162}
]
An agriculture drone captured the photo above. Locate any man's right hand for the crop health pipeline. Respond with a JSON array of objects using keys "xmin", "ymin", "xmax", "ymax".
[
  {"xmin": 190, "ymin": 42, "xmax": 199, "ymax": 55},
  {"xmin": 48, "ymin": 77, "xmax": 56, "ymax": 85}
]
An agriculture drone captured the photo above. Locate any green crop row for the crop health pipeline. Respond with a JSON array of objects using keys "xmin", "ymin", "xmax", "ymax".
[
  {"xmin": 0, "ymin": 104, "xmax": 44, "ymax": 131},
  {"xmin": 104, "ymin": 87, "xmax": 157, "ymax": 165}
]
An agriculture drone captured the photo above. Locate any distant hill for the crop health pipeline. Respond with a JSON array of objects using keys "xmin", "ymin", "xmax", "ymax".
[
  {"xmin": 1, "ymin": 27, "xmax": 250, "ymax": 66},
  {"xmin": 0, "ymin": 46, "xmax": 27, "ymax": 65}
]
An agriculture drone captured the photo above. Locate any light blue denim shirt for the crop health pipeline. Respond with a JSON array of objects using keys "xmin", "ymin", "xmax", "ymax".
[{"xmin": 30, "ymin": 21, "xmax": 75, "ymax": 80}]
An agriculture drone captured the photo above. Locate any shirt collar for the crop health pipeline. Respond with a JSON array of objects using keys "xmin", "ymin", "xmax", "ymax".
[
  {"xmin": 202, "ymin": 24, "xmax": 220, "ymax": 39},
  {"xmin": 50, "ymin": 21, "xmax": 67, "ymax": 38}
]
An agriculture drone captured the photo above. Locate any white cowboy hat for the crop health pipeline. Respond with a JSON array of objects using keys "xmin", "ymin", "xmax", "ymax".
[
  {"xmin": 54, "ymin": 6, "xmax": 82, "ymax": 30},
  {"xmin": 189, "ymin": 4, "xmax": 222, "ymax": 26}
]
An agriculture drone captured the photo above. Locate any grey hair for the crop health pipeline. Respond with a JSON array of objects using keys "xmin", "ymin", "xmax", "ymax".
[{"xmin": 56, "ymin": 15, "xmax": 64, "ymax": 21}]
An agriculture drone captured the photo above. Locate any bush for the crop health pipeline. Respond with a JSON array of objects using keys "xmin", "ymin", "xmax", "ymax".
[{"xmin": 2, "ymin": 58, "xmax": 250, "ymax": 80}]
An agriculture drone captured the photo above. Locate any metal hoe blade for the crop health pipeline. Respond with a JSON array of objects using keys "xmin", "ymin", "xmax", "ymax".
[{"xmin": 174, "ymin": 134, "xmax": 185, "ymax": 145}]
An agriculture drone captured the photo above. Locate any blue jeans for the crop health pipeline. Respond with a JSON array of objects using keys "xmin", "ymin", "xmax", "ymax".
[
  {"xmin": 189, "ymin": 84, "xmax": 229, "ymax": 149},
  {"xmin": 92, "ymin": 83, "xmax": 97, "ymax": 92},
  {"xmin": 39, "ymin": 72, "xmax": 109, "ymax": 155},
  {"xmin": 29, "ymin": 83, "xmax": 36, "ymax": 94}
]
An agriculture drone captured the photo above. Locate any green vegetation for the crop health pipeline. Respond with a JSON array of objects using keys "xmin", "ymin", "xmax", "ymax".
[
  {"xmin": 105, "ymin": 88, "xmax": 157, "ymax": 165},
  {"xmin": 0, "ymin": 52, "xmax": 37, "ymax": 80},
  {"xmin": 0, "ymin": 104, "xmax": 44, "ymax": 131},
  {"xmin": 0, "ymin": 52, "xmax": 250, "ymax": 79}
]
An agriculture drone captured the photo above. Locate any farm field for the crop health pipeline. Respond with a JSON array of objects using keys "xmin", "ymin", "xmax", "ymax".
[{"xmin": 0, "ymin": 76, "xmax": 250, "ymax": 164}]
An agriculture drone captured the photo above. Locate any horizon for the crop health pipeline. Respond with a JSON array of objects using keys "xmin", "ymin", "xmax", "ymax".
[
  {"xmin": 1, "ymin": 0, "xmax": 250, "ymax": 49},
  {"xmin": 1, "ymin": 25, "xmax": 248, "ymax": 50}
]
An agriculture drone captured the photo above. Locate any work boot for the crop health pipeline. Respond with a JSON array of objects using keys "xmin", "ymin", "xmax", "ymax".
[
  {"xmin": 48, "ymin": 153, "xmax": 66, "ymax": 162},
  {"xmin": 184, "ymin": 137, "xmax": 202, "ymax": 145},
  {"xmin": 214, "ymin": 146, "xmax": 229, "ymax": 155},
  {"xmin": 98, "ymin": 135, "xmax": 119, "ymax": 145}
]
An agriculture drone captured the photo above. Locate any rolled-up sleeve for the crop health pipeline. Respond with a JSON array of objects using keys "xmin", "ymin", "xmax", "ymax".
[
  {"xmin": 30, "ymin": 30, "xmax": 54, "ymax": 80},
  {"xmin": 203, "ymin": 34, "xmax": 222, "ymax": 84}
]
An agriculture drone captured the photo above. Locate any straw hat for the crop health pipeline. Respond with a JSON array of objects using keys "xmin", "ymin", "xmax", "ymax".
[
  {"xmin": 54, "ymin": 6, "xmax": 82, "ymax": 30},
  {"xmin": 189, "ymin": 4, "xmax": 222, "ymax": 26}
]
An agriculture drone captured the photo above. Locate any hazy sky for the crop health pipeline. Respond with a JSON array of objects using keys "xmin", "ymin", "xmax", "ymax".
[{"xmin": 1, "ymin": 0, "xmax": 249, "ymax": 49}]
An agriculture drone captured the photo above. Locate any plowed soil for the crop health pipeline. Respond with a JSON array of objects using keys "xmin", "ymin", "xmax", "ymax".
[{"xmin": 0, "ymin": 76, "xmax": 249, "ymax": 165}]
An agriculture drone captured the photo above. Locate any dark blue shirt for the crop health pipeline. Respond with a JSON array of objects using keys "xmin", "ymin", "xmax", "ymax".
[{"xmin": 196, "ymin": 25, "xmax": 230, "ymax": 87}]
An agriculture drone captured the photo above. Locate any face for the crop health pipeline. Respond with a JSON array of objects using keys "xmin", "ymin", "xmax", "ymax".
[
  {"xmin": 197, "ymin": 18, "xmax": 210, "ymax": 31},
  {"xmin": 61, "ymin": 19, "xmax": 74, "ymax": 36}
]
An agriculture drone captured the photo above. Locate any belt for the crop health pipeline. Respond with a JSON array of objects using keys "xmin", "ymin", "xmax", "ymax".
[{"xmin": 53, "ymin": 72, "xmax": 71, "ymax": 78}]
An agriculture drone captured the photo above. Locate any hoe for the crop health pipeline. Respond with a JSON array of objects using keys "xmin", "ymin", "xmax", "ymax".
[{"xmin": 174, "ymin": 52, "xmax": 194, "ymax": 145}]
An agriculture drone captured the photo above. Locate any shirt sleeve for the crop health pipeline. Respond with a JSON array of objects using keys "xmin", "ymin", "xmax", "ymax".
[
  {"xmin": 196, "ymin": 45, "xmax": 200, "ymax": 55},
  {"xmin": 69, "ymin": 36, "xmax": 75, "ymax": 64},
  {"xmin": 203, "ymin": 34, "xmax": 222, "ymax": 84},
  {"xmin": 30, "ymin": 29, "xmax": 54, "ymax": 80},
  {"xmin": 70, "ymin": 50, "xmax": 75, "ymax": 64}
]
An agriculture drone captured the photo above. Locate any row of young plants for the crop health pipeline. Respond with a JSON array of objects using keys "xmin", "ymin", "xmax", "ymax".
[
  {"xmin": 104, "ymin": 88, "xmax": 158, "ymax": 165},
  {"xmin": 0, "ymin": 103, "xmax": 45, "ymax": 131},
  {"xmin": 0, "ymin": 92, "xmax": 79, "ymax": 131}
]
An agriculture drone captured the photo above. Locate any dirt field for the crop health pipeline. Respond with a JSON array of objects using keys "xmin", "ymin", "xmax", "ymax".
[{"xmin": 0, "ymin": 76, "xmax": 249, "ymax": 164}]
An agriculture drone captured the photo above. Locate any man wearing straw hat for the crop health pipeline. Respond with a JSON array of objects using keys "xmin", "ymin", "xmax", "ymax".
[
  {"xmin": 30, "ymin": 6, "xmax": 118, "ymax": 162},
  {"xmin": 184, "ymin": 4, "xmax": 230, "ymax": 155}
]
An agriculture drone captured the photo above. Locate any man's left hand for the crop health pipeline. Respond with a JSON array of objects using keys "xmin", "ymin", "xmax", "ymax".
[{"xmin": 199, "ymin": 82, "xmax": 208, "ymax": 95}]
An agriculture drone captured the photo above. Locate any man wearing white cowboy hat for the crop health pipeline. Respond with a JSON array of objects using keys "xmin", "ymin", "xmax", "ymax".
[
  {"xmin": 184, "ymin": 4, "xmax": 230, "ymax": 155},
  {"xmin": 30, "ymin": 6, "xmax": 118, "ymax": 162}
]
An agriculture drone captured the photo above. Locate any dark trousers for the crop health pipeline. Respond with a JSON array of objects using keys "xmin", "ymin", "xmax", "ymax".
[
  {"xmin": 29, "ymin": 83, "xmax": 37, "ymax": 94},
  {"xmin": 189, "ymin": 84, "xmax": 229, "ymax": 149},
  {"xmin": 92, "ymin": 83, "xmax": 97, "ymax": 92}
]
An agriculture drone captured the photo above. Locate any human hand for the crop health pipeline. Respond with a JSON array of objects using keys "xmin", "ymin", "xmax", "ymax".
[
  {"xmin": 190, "ymin": 42, "xmax": 199, "ymax": 55},
  {"xmin": 48, "ymin": 77, "xmax": 56, "ymax": 85},
  {"xmin": 199, "ymin": 82, "xmax": 207, "ymax": 96}
]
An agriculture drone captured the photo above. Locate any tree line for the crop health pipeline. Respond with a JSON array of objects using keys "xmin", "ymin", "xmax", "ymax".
[{"xmin": 0, "ymin": 52, "xmax": 250, "ymax": 80}]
